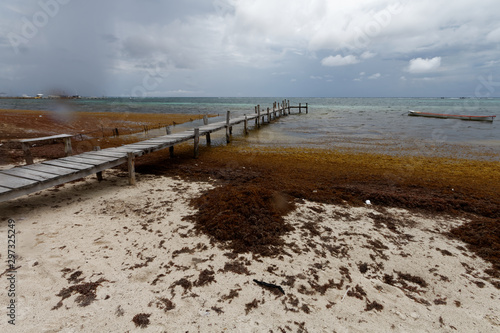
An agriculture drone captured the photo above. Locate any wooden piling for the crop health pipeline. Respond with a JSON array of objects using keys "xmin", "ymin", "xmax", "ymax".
[
  {"xmin": 306, "ymin": 103, "xmax": 309, "ymax": 114},
  {"xmin": 299, "ymin": 103, "xmax": 302, "ymax": 114},
  {"xmin": 203, "ymin": 114, "xmax": 209, "ymax": 125},
  {"xmin": 288, "ymin": 100, "xmax": 291, "ymax": 115},
  {"xmin": 166, "ymin": 126, "xmax": 172, "ymax": 135},
  {"xmin": 226, "ymin": 110, "xmax": 231, "ymax": 143},
  {"xmin": 127, "ymin": 152, "xmax": 136, "ymax": 185},
  {"xmin": 267, "ymin": 107, "xmax": 270, "ymax": 122},
  {"xmin": 63, "ymin": 137, "xmax": 73, "ymax": 156},
  {"xmin": 257, "ymin": 105, "xmax": 261, "ymax": 128},
  {"xmin": 194, "ymin": 128, "xmax": 200, "ymax": 159},
  {"xmin": 244, "ymin": 115, "xmax": 248, "ymax": 135},
  {"xmin": 22, "ymin": 143, "xmax": 34, "ymax": 165},
  {"xmin": 94, "ymin": 146, "xmax": 103, "ymax": 181}
]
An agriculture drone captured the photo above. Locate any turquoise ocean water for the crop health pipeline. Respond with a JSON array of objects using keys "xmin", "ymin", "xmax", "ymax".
[{"xmin": 1, "ymin": 97, "xmax": 498, "ymax": 159}]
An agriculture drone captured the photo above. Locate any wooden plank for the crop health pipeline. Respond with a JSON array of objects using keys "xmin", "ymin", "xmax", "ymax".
[
  {"xmin": 86, "ymin": 150, "xmax": 127, "ymax": 158},
  {"xmin": 59, "ymin": 156, "xmax": 108, "ymax": 166},
  {"xmin": 1, "ymin": 168, "xmax": 57, "ymax": 182},
  {"xmin": 77, "ymin": 153, "xmax": 121, "ymax": 162},
  {"xmin": 0, "ymin": 186, "xmax": 11, "ymax": 194},
  {"xmin": 124, "ymin": 143, "xmax": 161, "ymax": 149},
  {"xmin": 19, "ymin": 134, "xmax": 73, "ymax": 143},
  {"xmin": 0, "ymin": 172, "xmax": 39, "ymax": 189},
  {"xmin": 42, "ymin": 160, "xmax": 92, "ymax": 171},
  {"xmin": 0, "ymin": 157, "xmax": 127, "ymax": 203},
  {"xmin": 107, "ymin": 147, "xmax": 144, "ymax": 155},
  {"xmin": 23, "ymin": 164, "xmax": 80, "ymax": 176}
]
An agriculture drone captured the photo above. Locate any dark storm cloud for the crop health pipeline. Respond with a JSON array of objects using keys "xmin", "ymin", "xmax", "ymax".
[{"xmin": 1, "ymin": 0, "xmax": 500, "ymax": 97}]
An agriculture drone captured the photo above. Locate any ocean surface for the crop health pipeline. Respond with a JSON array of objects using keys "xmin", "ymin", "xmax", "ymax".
[{"xmin": 1, "ymin": 97, "xmax": 499, "ymax": 159}]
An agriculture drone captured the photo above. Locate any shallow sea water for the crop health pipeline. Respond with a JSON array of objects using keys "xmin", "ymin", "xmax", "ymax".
[{"xmin": 1, "ymin": 97, "xmax": 498, "ymax": 159}]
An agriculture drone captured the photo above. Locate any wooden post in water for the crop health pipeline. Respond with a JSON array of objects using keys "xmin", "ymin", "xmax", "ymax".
[
  {"xmin": 267, "ymin": 107, "xmax": 270, "ymax": 122},
  {"xmin": 204, "ymin": 114, "xmax": 211, "ymax": 145},
  {"xmin": 257, "ymin": 105, "xmax": 261, "ymax": 128},
  {"xmin": 21, "ymin": 143, "xmax": 34, "ymax": 165},
  {"xmin": 226, "ymin": 110, "xmax": 231, "ymax": 143},
  {"xmin": 306, "ymin": 103, "xmax": 309, "ymax": 114},
  {"xmin": 194, "ymin": 128, "xmax": 200, "ymax": 159},
  {"xmin": 127, "ymin": 152, "xmax": 136, "ymax": 185},
  {"xmin": 244, "ymin": 114, "xmax": 248, "ymax": 135},
  {"xmin": 299, "ymin": 103, "xmax": 302, "ymax": 114},
  {"xmin": 94, "ymin": 146, "xmax": 103, "ymax": 181},
  {"xmin": 288, "ymin": 100, "xmax": 291, "ymax": 115},
  {"xmin": 63, "ymin": 137, "xmax": 73, "ymax": 156},
  {"xmin": 166, "ymin": 126, "xmax": 174, "ymax": 157}
]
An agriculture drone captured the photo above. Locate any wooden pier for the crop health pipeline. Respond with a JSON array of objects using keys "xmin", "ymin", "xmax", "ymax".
[{"xmin": 0, "ymin": 101, "xmax": 308, "ymax": 202}]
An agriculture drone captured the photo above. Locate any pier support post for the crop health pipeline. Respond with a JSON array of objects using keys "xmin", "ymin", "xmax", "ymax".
[
  {"xmin": 299, "ymin": 103, "xmax": 302, "ymax": 114},
  {"xmin": 166, "ymin": 126, "xmax": 172, "ymax": 135},
  {"xmin": 63, "ymin": 137, "xmax": 73, "ymax": 156},
  {"xmin": 194, "ymin": 128, "xmax": 200, "ymax": 159},
  {"xmin": 244, "ymin": 115, "xmax": 248, "ymax": 135},
  {"xmin": 22, "ymin": 143, "xmax": 34, "ymax": 165},
  {"xmin": 257, "ymin": 105, "xmax": 261, "ymax": 128},
  {"xmin": 267, "ymin": 107, "xmax": 270, "ymax": 123},
  {"xmin": 203, "ymin": 114, "xmax": 209, "ymax": 125},
  {"xmin": 226, "ymin": 110, "xmax": 231, "ymax": 143},
  {"xmin": 94, "ymin": 146, "xmax": 103, "ymax": 181},
  {"xmin": 287, "ymin": 100, "xmax": 290, "ymax": 115},
  {"xmin": 169, "ymin": 146, "xmax": 174, "ymax": 158},
  {"xmin": 206, "ymin": 133, "xmax": 211, "ymax": 146},
  {"xmin": 127, "ymin": 152, "xmax": 136, "ymax": 185},
  {"xmin": 306, "ymin": 103, "xmax": 308, "ymax": 114}
]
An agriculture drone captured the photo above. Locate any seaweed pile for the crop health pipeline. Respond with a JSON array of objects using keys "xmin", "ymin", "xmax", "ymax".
[
  {"xmin": 133, "ymin": 144, "xmax": 499, "ymax": 274},
  {"xmin": 187, "ymin": 184, "xmax": 295, "ymax": 256}
]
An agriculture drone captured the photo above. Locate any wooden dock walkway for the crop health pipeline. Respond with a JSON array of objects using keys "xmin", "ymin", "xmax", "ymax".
[{"xmin": 0, "ymin": 101, "xmax": 308, "ymax": 202}]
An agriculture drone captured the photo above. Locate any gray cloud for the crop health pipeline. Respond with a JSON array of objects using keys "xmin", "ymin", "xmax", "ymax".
[{"xmin": 1, "ymin": 0, "xmax": 499, "ymax": 97}]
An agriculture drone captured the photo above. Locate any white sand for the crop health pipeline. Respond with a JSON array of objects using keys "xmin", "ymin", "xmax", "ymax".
[{"xmin": 0, "ymin": 170, "xmax": 499, "ymax": 332}]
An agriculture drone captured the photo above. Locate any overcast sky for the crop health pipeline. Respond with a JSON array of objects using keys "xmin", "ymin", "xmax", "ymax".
[{"xmin": 1, "ymin": 0, "xmax": 499, "ymax": 97}]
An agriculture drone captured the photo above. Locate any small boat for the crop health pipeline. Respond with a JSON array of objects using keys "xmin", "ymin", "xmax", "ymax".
[{"xmin": 408, "ymin": 110, "xmax": 496, "ymax": 122}]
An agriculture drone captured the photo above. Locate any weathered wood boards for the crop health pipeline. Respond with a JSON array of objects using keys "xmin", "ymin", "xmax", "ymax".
[
  {"xmin": 19, "ymin": 134, "xmax": 74, "ymax": 165},
  {"xmin": 0, "ymin": 102, "xmax": 307, "ymax": 202}
]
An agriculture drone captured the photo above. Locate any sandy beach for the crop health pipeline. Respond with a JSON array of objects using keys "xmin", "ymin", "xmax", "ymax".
[
  {"xmin": 0, "ymin": 169, "xmax": 499, "ymax": 332},
  {"xmin": 0, "ymin": 110, "xmax": 499, "ymax": 332}
]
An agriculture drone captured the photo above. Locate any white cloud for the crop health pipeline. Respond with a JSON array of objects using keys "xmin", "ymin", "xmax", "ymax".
[
  {"xmin": 407, "ymin": 57, "xmax": 442, "ymax": 73},
  {"xmin": 321, "ymin": 55, "xmax": 359, "ymax": 67},
  {"xmin": 361, "ymin": 51, "xmax": 377, "ymax": 59},
  {"xmin": 368, "ymin": 73, "xmax": 381, "ymax": 79}
]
